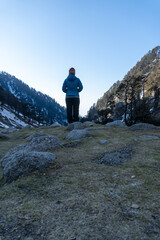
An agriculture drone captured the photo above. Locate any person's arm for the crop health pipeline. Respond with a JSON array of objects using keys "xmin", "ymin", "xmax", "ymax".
[
  {"xmin": 62, "ymin": 80, "xmax": 68, "ymax": 93},
  {"xmin": 77, "ymin": 79, "xmax": 83, "ymax": 92}
]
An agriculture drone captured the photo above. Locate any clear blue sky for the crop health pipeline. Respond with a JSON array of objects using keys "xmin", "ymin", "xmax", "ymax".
[{"xmin": 0, "ymin": 0, "xmax": 160, "ymax": 116}]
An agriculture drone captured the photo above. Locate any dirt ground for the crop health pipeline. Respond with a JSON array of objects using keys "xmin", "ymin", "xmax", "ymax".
[{"xmin": 0, "ymin": 125, "xmax": 160, "ymax": 240}]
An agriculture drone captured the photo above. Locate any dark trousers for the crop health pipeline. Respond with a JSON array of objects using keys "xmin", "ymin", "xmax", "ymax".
[{"xmin": 66, "ymin": 97, "xmax": 80, "ymax": 123}]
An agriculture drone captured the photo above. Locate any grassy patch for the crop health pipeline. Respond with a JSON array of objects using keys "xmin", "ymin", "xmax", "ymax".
[{"xmin": 0, "ymin": 126, "xmax": 160, "ymax": 239}]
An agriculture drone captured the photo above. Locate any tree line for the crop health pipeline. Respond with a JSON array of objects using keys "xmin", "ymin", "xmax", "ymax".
[{"xmin": 0, "ymin": 86, "xmax": 47, "ymax": 124}]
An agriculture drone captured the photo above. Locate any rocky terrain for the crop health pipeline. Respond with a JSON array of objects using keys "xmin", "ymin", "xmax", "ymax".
[
  {"xmin": 0, "ymin": 122, "xmax": 160, "ymax": 239},
  {"xmin": 87, "ymin": 46, "xmax": 160, "ymax": 125},
  {"xmin": 96, "ymin": 46, "xmax": 160, "ymax": 111}
]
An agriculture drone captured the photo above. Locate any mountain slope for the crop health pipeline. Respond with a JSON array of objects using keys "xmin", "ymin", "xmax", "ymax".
[
  {"xmin": 0, "ymin": 85, "xmax": 45, "ymax": 129},
  {"xmin": 96, "ymin": 46, "xmax": 160, "ymax": 111},
  {"xmin": 0, "ymin": 72, "xmax": 66, "ymax": 124},
  {"xmin": 0, "ymin": 104, "xmax": 39, "ymax": 129}
]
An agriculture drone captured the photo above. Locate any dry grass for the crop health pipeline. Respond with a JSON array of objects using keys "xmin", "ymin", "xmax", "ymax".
[{"xmin": 0, "ymin": 126, "xmax": 160, "ymax": 239}]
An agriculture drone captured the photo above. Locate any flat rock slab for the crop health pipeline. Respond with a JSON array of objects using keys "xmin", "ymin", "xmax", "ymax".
[
  {"xmin": 66, "ymin": 129, "xmax": 92, "ymax": 140},
  {"xmin": 106, "ymin": 120, "xmax": 126, "ymax": 127},
  {"xmin": 1, "ymin": 150, "xmax": 56, "ymax": 182},
  {"xmin": 49, "ymin": 123, "xmax": 62, "ymax": 127},
  {"xmin": 139, "ymin": 135, "xmax": 159, "ymax": 139},
  {"xmin": 83, "ymin": 121, "xmax": 94, "ymax": 127},
  {"xmin": 27, "ymin": 135, "xmax": 61, "ymax": 151},
  {"xmin": 129, "ymin": 123, "xmax": 160, "ymax": 130},
  {"xmin": 26, "ymin": 133, "xmax": 47, "ymax": 141},
  {"xmin": 66, "ymin": 122, "xmax": 85, "ymax": 131},
  {"xmin": 97, "ymin": 147, "xmax": 131, "ymax": 166},
  {"xmin": 100, "ymin": 139, "xmax": 110, "ymax": 144}
]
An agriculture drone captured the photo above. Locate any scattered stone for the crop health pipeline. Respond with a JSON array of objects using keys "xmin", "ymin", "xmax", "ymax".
[
  {"xmin": 131, "ymin": 182, "xmax": 137, "ymax": 187},
  {"xmin": 23, "ymin": 125, "xmax": 34, "ymax": 130},
  {"xmin": 133, "ymin": 138, "xmax": 138, "ymax": 142},
  {"xmin": 1, "ymin": 150, "xmax": 56, "ymax": 182},
  {"xmin": 100, "ymin": 139, "xmax": 109, "ymax": 144},
  {"xmin": 49, "ymin": 122, "xmax": 62, "ymax": 127},
  {"xmin": 66, "ymin": 129, "xmax": 92, "ymax": 140},
  {"xmin": 129, "ymin": 123, "xmax": 159, "ymax": 131},
  {"xmin": 131, "ymin": 204, "xmax": 140, "ymax": 209},
  {"xmin": 139, "ymin": 135, "xmax": 159, "ymax": 139},
  {"xmin": 106, "ymin": 120, "xmax": 126, "ymax": 127},
  {"xmin": 63, "ymin": 141, "xmax": 81, "ymax": 148},
  {"xmin": 72, "ymin": 139, "xmax": 81, "ymax": 142},
  {"xmin": 66, "ymin": 122, "xmax": 85, "ymax": 131},
  {"xmin": 83, "ymin": 121, "xmax": 94, "ymax": 127},
  {"xmin": 0, "ymin": 133, "xmax": 10, "ymax": 140},
  {"xmin": 131, "ymin": 175, "xmax": 136, "ymax": 179},
  {"xmin": 26, "ymin": 133, "xmax": 47, "ymax": 141},
  {"xmin": 97, "ymin": 147, "xmax": 131, "ymax": 166}
]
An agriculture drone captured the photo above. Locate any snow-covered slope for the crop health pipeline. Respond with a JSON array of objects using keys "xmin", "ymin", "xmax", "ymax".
[
  {"xmin": 0, "ymin": 104, "xmax": 39, "ymax": 129},
  {"xmin": 0, "ymin": 72, "xmax": 67, "ymax": 124}
]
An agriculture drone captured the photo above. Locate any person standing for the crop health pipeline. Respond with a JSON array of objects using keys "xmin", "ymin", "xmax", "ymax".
[{"xmin": 62, "ymin": 68, "xmax": 83, "ymax": 123}]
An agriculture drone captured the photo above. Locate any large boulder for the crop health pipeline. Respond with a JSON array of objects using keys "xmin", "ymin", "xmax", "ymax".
[
  {"xmin": 66, "ymin": 129, "xmax": 92, "ymax": 140},
  {"xmin": 1, "ymin": 135, "xmax": 61, "ymax": 155},
  {"xmin": 1, "ymin": 135, "xmax": 61, "ymax": 182},
  {"xmin": 1, "ymin": 150, "xmax": 56, "ymax": 182},
  {"xmin": 66, "ymin": 122, "xmax": 85, "ymax": 131},
  {"xmin": 26, "ymin": 133, "xmax": 47, "ymax": 142},
  {"xmin": 83, "ymin": 121, "xmax": 94, "ymax": 127},
  {"xmin": 129, "ymin": 123, "xmax": 160, "ymax": 130},
  {"xmin": 27, "ymin": 135, "xmax": 61, "ymax": 151},
  {"xmin": 106, "ymin": 120, "xmax": 126, "ymax": 127},
  {"xmin": 97, "ymin": 147, "xmax": 131, "ymax": 166},
  {"xmin": 49, "ymin": 122, "xmax": 62, "ymax": 128}
]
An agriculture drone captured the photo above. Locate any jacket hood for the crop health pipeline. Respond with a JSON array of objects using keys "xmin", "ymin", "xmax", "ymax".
[{"xmin": 67, "ymin": 74, "xmax": 77, "ymax": 81}]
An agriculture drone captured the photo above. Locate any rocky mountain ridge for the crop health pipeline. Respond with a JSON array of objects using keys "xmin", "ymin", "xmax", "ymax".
[
  {"xmin": 96, "ymin": 46, "xmax": 160, "ymax": 110},
  {"xmin": 87, "ymin": 46, "xmax": 160, "ymax": 125}
]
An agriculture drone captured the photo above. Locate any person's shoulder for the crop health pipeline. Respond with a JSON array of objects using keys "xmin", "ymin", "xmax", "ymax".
[
  {"xmin": 64, "ymin": 76, "xmax": 69, "ymax": 81},
  {"xmin": 75, "ymin": 76, "xmax": 80, "ymax": 81}
]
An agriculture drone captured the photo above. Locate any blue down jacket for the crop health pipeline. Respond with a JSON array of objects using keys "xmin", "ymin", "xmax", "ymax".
[{"xmin": 62, "ymin": 74, "xmax": 83, "ymax": 97}]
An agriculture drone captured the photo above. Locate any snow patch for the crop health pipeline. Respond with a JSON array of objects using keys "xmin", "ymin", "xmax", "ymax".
[
  {"xmin": 0, "ymin": 106, "xmax": 28, "ymax": 128},
  {"xmin": 7, "ymin": 82, "xmax": 15, "ymax": 95},
  {"xmin": 152, "ymin": 59, "xmax": 157, "ymax": 63},
  {"xmin": 0, "ymin": 122, "xmax": 9, "ymax": 128},
  {"xmin": 157, "ymin": 47, "xmax": 160, "ymax": 55}
]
